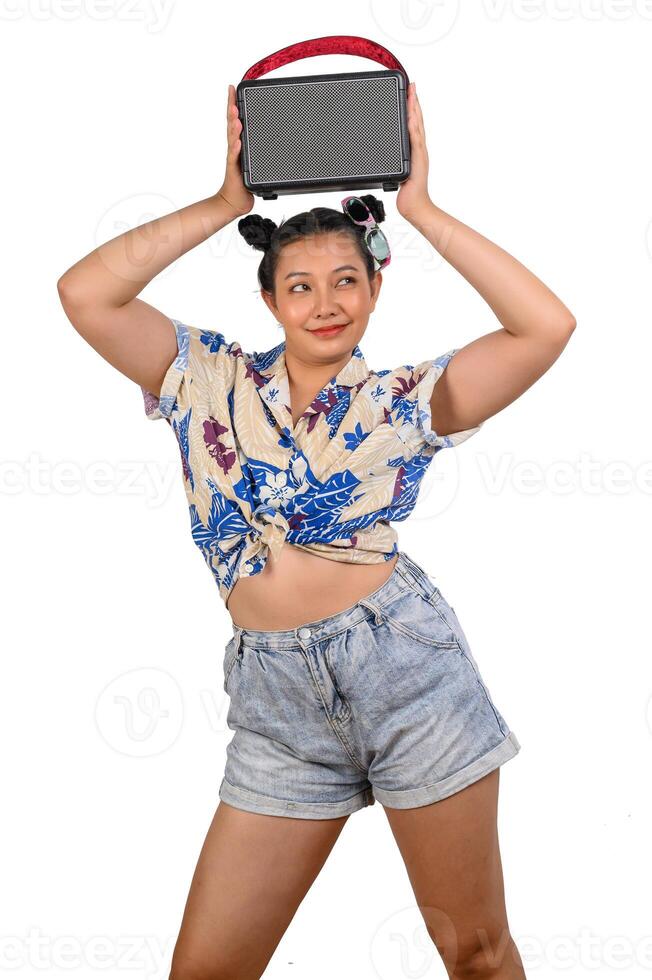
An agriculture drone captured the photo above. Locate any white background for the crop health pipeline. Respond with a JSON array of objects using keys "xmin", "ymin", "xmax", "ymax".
[{"xmin": 3, "ymin": 1, "xmax": 651, "ymax": 977}]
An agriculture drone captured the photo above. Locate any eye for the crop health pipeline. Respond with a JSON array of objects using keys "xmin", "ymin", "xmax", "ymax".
[{"xmin": 290, "ymin": 276, "xmax": 356, "ymax": 293}]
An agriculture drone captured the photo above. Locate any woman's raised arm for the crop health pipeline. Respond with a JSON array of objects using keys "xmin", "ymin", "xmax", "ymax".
[
  {"xmin": 397, "ymin": 82, "xmax": 576, "ymax": 437},
  {"xmin": 56, "ymin": 83, "xmax": 254, "ymax": 399},
  {"xmin": 409, "ymin": 200, "xmax": 577, "ymax": 436}
]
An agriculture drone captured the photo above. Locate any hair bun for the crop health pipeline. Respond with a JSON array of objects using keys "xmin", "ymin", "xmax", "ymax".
[
  {"xmin": 238, "ymin": 214, "xmax": 278, "ymax": 252},
  {"xmin": 359, "ymin": 194, "xmax": 386, "ymax": 224}
]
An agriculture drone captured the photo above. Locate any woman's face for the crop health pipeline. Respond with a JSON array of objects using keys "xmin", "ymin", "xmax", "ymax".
[{"xmin": 262, "ymin": 232, "xmax": 382, "ymax": 363}]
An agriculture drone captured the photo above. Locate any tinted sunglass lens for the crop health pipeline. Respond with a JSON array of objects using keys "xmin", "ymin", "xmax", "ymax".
[
  {"xmin": 346, "ymin": 199, "xmax": 369, "ymax": 223},
  {"xmin": 367, "ymin": 228, "xmax": 390, "ymax": 260}
]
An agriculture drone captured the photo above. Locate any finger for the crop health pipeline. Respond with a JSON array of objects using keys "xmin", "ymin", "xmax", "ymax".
[
  {"xmin": 407, "ymin": 86, "xmax": 416, "ymax": 126},
  {"xmin": 228, "ymin": 126, "xmax": 241, "ymax": 160},
  {"xmin": 411, "ymin": 101, "xmax": 424, "ymax": 140},
  {"xmin": 230, "ymin": 112, "xmax": 242, "ymax": 140},
  {"xmin": 227, "ymin": 85, "xmax": 239, "ymax": 125},
  {"xmin": 228, "ymin": 113, "xmax": 240, "ymax": 149},
  {"xmin": 227, "ymin": 90, "xmax": 242, "ymax": 140},
  {"xmin": 408, "ymin": 101, "xmax": 423, "ymax": 140},
  {"xmin": 231, "ymin": 88, "xmax": 242, "ymax": 128},
  {"xmin": 414, "ymin": 88, "xmax": 425, "ymax": 129},
  {"xmin": 408, "ymin": 83, "xmax": 422, "ymax": 131}
]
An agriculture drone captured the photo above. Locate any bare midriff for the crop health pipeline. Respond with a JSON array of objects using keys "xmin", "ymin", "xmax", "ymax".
[{"xmin": 226, "ymin": 543, "xmax": 399, "ymax": 631}]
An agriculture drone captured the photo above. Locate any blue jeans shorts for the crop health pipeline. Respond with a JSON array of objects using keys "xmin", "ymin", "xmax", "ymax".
[{"xmin": 218, "ymin": 550, "xmax": 521, "ymax": 820}]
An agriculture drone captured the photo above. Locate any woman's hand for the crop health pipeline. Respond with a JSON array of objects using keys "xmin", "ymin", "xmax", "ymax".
[
  {"xmin": 216, "ymin": 84, "xmax": 255, "ymax": 220},
  {"xmin": 396, "ymin": 82, "xmax": 434, "ymax": 224}
]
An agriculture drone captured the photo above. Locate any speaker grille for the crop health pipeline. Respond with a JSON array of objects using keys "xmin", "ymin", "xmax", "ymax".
[{"xmin": 242, "ymin": 75, "xmax": 404, "ymax": 184}]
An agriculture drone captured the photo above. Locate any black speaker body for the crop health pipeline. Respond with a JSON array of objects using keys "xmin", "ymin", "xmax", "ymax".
[{"xmin": 236, "ymin": 69, "xmax": 410, "ymax": 200}]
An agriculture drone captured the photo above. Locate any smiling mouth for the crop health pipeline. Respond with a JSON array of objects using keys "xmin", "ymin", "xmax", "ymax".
[{"xmin": 310, "ymin": 322, "xmax": 351, "ymax": 335}]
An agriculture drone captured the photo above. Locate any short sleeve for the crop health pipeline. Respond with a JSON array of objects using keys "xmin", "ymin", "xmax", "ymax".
[
  {"xmin": 412, "ymin": 348, "xmax": 484, "ymax": 450},
  {"xmin": 140, "ymin": 318, "xmax": 238, "ymax": 421}
]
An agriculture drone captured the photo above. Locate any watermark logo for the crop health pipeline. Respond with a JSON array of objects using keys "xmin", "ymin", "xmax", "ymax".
[
  {"xmin": 95, "ymin": 667, "xmax": 183, "ymax": 757},
  {"xmin": 0, "ymin": 0, "xmax": 175, "ymax": 32},
  {"xmin": 645, "ymin": 216, "xmax": 652, "ymax": 262},
  {"xmin": 370, "ymin": 904, "xmax": 457, "ymax": 978},
  {"xmin": 370, "ymin": 0, "xmax": 461, "ymax": 46},
  {"xmin": 95, "ymin": 193, "xmax": 182, "ymax": 284}
]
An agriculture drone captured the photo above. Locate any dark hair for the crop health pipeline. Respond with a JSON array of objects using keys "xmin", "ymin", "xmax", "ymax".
[{"xmin": 237, "ymin": 195, "xmax": 386, "ymax": 298}]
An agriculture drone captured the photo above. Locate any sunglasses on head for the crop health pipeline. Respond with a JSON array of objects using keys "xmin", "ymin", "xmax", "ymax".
[{"xmin": 341, "ymin": 196, "xmax": 391, "ymax": 271}]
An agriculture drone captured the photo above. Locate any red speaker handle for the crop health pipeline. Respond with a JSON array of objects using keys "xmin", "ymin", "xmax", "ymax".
[{"xmin": 241, "ymin": 35, "xmax": 409, "ymax": 84}]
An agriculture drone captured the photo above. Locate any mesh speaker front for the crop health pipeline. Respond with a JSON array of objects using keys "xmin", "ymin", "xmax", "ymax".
[{"xmin": 242, "ymin": 76, "xmax": 404, "ymax": 185}]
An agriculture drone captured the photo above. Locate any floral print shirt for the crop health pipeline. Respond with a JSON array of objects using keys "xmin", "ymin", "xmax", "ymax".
[{"xmin": 141, "ymin": 318, "xmax": 483, "ymax": 607}]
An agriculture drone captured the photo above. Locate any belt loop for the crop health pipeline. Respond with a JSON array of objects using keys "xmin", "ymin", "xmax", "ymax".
[
  {"xmin": 398, "ymin": 552, "xmax": 431, "ymax": 601},
  {"xmin": 233, "ymin": 625, "xmax": 244, "ymax": 659},
  {"xmin": 358, "ymin": 597, "xmax": 385, "ymax": 627}
]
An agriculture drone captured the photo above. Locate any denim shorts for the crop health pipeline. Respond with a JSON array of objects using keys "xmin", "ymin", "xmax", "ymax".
[{"xmin": 218, "ymin": 551, "xmax": 521, "ymax": 820}]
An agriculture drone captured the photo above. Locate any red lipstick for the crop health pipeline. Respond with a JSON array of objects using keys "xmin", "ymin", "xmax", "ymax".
[{"xmin": 311, "ymin": 323, "xmax": 349, "ymax": 338}]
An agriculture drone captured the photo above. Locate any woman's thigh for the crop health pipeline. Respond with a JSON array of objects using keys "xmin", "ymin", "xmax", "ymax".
[
  {"xmin": 382, "ymin": 768, "xmax": 524, "ymax": 977},
  {"xmin": 170, "ymin": 800, "xmax": 349, "ymax": 980}
]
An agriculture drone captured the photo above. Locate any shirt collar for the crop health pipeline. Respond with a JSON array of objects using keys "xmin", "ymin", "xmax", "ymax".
[{"xmin": 250, "ymin": 340, "xmax": 370, "ymax": 429}]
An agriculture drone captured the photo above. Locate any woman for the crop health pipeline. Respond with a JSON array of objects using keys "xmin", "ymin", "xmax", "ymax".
[{"xmin": 57, "ymin": 81, "xmax": 575, "ymax": 979}]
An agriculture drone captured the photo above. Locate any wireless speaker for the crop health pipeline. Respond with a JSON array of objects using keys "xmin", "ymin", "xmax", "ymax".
[{"xmin": 237, "ymin": 35, "xmax": 411, "ymax": 199}]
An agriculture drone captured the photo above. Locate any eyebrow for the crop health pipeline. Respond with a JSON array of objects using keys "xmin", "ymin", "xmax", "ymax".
[{"xmin": 283, "ymin": 264, "xmax": 359, "ymax": 281}]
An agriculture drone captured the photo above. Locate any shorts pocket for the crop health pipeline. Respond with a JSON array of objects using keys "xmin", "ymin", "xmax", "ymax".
[
  {"xmin": 382, "ymin": 587, "xmax": 460, "ymax": 649},
  {"xmin": 429, "ymin": 591, "xmax": 483, "ymax": 673},
  {"xmin": 429, "ymin": 592, "xmax": 511, "ymax": 736}
]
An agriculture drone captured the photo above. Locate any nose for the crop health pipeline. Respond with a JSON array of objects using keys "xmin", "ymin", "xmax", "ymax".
[
  {"xmin": 314, "ymin": 298, "xmax": 344, "ymax": 320},
  {"xmin": 308, "ymin": 283, "xmax": 349, "ymax": 327}
]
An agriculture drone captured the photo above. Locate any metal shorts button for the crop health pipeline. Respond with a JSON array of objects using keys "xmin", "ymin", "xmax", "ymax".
[{"xmin": 298, "ymin": 627, "xmax": 311, "ymax": 639}]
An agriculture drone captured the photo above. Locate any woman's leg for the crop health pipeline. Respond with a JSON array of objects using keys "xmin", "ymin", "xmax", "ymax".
[
  {"xmin": 169, "ymin": 801, "xmax": 349, "ymax": 980},
  {"xmin": 382, "ymin": 768, "xmax": 526, "ymax": 979}
]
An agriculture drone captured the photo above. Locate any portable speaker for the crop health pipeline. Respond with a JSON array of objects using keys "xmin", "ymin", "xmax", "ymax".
[{"xmin": 237, "ymin": 35, "xmax": 411, "ymax": 200}]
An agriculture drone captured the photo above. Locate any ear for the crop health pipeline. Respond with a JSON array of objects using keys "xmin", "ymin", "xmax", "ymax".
[
  {"xmin": 260, "ymin": 288, "xmax": 278, "ymax": 319},
  {"xmin": 368, "ymin": 271, "xmax": 382, "ymax": 312}
]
